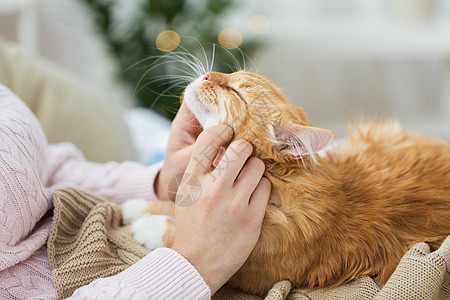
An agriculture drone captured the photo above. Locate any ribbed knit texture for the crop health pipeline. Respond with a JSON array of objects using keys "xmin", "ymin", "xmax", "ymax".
[
  {"xmin": 48, "ymin": 188, "xmax": 210, "ymax": 300},
  {"xmin": 48, "ymin": 188, "xmax": 149, "ymax": 298},
  {"xmin": 0, "ymin": 84, "xmax": 210, "ymax": 299}
]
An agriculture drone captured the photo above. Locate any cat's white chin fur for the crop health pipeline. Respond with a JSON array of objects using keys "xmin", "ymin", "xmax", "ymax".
[
  {"xmin": 131, "ymin": 214, "xmax": 170, "ymax": 250},
  {"xmin": 184, "ymin": 77, "xmax": 218, "ymax": 129}
]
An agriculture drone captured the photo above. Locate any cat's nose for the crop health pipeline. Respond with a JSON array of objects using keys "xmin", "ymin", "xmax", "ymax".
[{"xmin": 203, "ymin": 73, "xmax": 211, "ymax": 81}]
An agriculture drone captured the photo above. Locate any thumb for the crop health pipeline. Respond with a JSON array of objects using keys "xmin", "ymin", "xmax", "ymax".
[{"xmin": 173, "ymin": 102, "xmax": 202, "ymax": 137}]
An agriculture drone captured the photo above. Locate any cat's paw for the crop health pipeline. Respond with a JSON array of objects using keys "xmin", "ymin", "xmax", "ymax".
[
  {"xmin": 131, "ymin": 214, "xmax": 171, "ymax": 250},
  {"xmin": 121, "ymin": 198, "xmax": 148, "ymax": 225}
]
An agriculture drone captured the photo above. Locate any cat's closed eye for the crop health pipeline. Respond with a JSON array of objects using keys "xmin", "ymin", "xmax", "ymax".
[{"xmin": 227, "ymin": 86, "xmax": 247, "ymax": 104}]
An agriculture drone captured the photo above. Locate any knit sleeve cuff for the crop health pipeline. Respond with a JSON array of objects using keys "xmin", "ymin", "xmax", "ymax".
[
  {"xmin": 45, "ymin": 143, "xmax": 164, "ymax": 204},
  {"xmin": 118, "ymin": 247, "xmax": 211, "ymax": 299},
  {"xmin": 104, "ymin": 160, "xmax": 163, "ymax": 202}
]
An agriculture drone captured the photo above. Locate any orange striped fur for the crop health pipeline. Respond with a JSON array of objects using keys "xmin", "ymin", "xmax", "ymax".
[{"xmin": 146, "ymin": 71, "xmax": 450, "ymax": 296}]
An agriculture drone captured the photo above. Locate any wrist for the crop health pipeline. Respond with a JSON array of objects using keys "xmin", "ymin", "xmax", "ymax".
[
  {"xmin": 172, "ymin": 243, "xmax": 225, "ymax": 295},
  {"xmin": 154, "ymin": 169, "xmax": 169, "ymax": 200}
]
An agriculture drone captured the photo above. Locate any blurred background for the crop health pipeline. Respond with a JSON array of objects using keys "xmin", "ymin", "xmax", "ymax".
[{"xmin": 1, "ymin": 0, "xmax": 449, "ymax": 164}]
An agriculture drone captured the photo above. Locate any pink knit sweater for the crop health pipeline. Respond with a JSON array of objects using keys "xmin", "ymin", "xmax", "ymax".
[{"xmin": 0, "ymin": 84, "xmax": 210, "ymax": 299}]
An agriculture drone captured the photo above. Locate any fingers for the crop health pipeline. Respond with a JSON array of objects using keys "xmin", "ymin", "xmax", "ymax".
[
  {"xmin": 233, "ymin": 157, "xmax": 265, "ymax": 195},
  {"xmin": 174, "ymin": 101, "xmax": 196, "ymax": 123},
  {"xmin": 212, "ymin": 140, "xmax": 253, "ymax": 182},
  {"xmin": 187, "ymin": 125, "xmax": 234, "ymax": 175},
  {"xmin": 248, "ymin": 177, "xmax": 271, "ymax": 217}
]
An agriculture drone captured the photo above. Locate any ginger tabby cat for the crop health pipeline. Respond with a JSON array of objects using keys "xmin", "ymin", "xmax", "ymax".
[{"xmin": 122, "ymin": 71, "xmax": 450, "ymax": 296}]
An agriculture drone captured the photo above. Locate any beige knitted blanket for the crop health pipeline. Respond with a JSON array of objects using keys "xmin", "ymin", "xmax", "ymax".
[{"xmin": 48, "ymin": 188, "xmax": 450, "ymax": 299}]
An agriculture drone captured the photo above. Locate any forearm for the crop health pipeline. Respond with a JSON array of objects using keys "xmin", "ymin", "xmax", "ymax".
[
  {"xmin": 45, "ymin": 143, "xmax": 162, "ymax": 204},
  {"xmin": 68, "ymin": 248, "xmax": 211, "ymax": 300}
]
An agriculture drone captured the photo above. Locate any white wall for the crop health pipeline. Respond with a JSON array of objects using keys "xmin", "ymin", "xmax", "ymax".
[{"xmin": 226, "ymin": 0, "xmax": 450, "ymax": 138}]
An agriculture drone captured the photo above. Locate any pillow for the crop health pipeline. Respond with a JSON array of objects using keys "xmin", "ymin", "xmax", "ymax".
[{"xmin": 0, "ymin": 36, "xmax": 136, "ymax": 162}]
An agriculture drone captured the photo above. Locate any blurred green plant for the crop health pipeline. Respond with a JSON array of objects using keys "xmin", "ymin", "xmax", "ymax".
[{"xmin": 78, "ymin": 0, "xmax": 260, "ymax": 119}]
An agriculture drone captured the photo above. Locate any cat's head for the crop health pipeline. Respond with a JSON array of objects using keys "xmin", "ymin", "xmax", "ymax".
[{"xmin": 183, "ymin": 71, "xmax": 335, "ymax": 163}]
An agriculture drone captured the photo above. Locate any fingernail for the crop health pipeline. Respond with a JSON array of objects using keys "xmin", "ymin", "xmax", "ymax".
[
  {"xmin": 217, "ymin": 125, "xmax": 234, "ymax": 142},
  {"xmin": 212, "ymin": 146, "xmax": 226, "ymax": 168},
  {"xmin": 235, "ymin": 139, "xmax": 252, "ymax": 149}
]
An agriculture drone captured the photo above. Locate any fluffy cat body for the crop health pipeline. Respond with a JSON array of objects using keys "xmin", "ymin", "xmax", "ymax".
[
  {"xmin": 228, "ymin": 120, "xmax": 449, "ymax": 294},
  {"xmin": 123, "ymin": 71, "xmax": 450, "ymax": 296}
]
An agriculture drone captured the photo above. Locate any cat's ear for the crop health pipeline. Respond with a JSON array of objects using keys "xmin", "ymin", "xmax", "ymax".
[{"xmin": 273, "ymin": 124, "xmax": 335, "ymax": 158}]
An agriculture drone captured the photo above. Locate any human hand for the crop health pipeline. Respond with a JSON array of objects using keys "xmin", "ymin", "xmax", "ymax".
[
  {"xmin": 155, "ymin": 102, "xmax": 202, "ymax": 200},
  {"xmin": 171, "ymin": 125, "xmax": 272, "ymax": 295}
]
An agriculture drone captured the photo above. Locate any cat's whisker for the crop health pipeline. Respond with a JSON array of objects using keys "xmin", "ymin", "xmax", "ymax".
[
  {"xmin": 134, "ymin": 44, "xmax": 211, "ymax": 112},
  {"xmin": 147, "ymin": 80, "xmax": 190, "ymax": 91},
  {"xmin": 136, "ymin": 48, "xmax": 205, "ymax": 97},
  {"xmin": 299, "ymin": 156, "xmax": 306, "ymax": 168},
  {"xmin": 161, "ymin": 103, "xmax": 181, "ymax": 114},
  {"xmin": 147, "ymin": 74, "xmax": 194, "ymax": 85},
  {"xmin": 167, "ymin": 66, "xmax": 198, "ymax": 80},
  {"xmin": 235, "ymin": 46, "xmax": 257, "ymax": 72},
  {"xmin": 218, "ymin": 45, "xmax": 242, "ymax": 71},
  {"xmin": 222, "ymin": 61, "xmax": 237, "ymax": 73},
  {"xmin": 154, "ymin": 49, "xmax": 201, "ymax": 79},
  {"xmin": 197, "ymin": 40, "xmax": 210, "ymax": 73},
  {"xmin": 146, "ymin": 75, "xmax": 192, "ymax": 82},
  {"xmin": 180, "ymin": 115, "xmax": 203, "ymax": 128},
  {"xmin": 134, "ymin": 58, "xmax": 185, "ymax": 95},
  {"xmin": 149, "ymin": 91, "xmax": 180, "ymax": 111},
  {"xmin": 129, "ymin": 54, "xmax": 182, "ymax": 96},
  {"xmin": 166, "ymin": 52, "xmax": 202, "ymax": 79},
  {"xmin": 122, "ymin": 56, "xmax": 157, "ymax": 75},
  {"xmin": 210, "ymin": 44, "xmax": 216, "ymax": 72},
  {"xmin": 139, "ymin": 74, "xmax": 187, "ymax": 102},
  {"xmin": 180, "ymin": 36, "xmax": 210, "ymax": 75},
  {"xmin": 173, "ymin": 44, "xmax": 207, "ymax": 77},
  {"xmin": 148, "ymin": 73, "xmax": 194, "ymax": 81}
]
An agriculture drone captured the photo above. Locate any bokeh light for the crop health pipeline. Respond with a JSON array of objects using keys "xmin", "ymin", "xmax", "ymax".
[
  {"xmin": 156, "ymin": 30, "xmax": 180, "ymax": 52},
  {"xmin": 218, "ymin": 28, "xmax": 243, "ymax": 49},
  {"xmin": 246, "ymin": 14, "xmax": 270, "ymax": 34}
]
